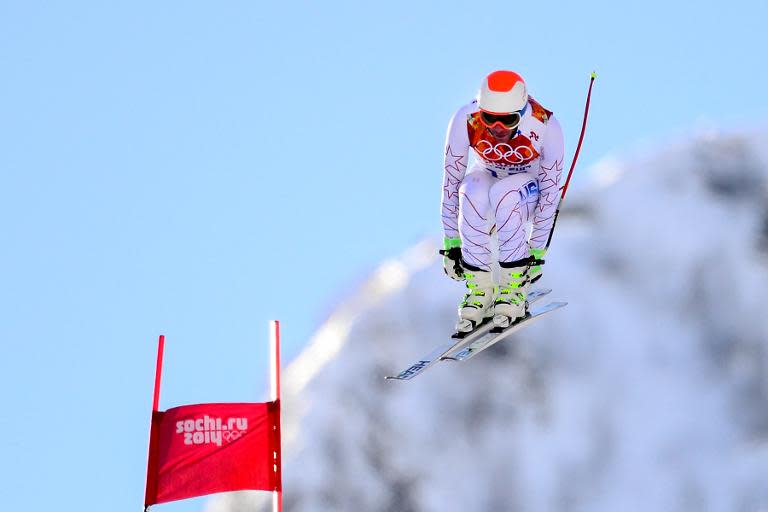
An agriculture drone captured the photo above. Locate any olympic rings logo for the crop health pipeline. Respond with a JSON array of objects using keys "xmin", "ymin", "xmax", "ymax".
[
  {"xmin": 222, "ymin": 430, "xmax": 244, "ymax": 442},
  {"xmin": 475, "ymin": 140, "xmax": 535, "ymax": 164}
]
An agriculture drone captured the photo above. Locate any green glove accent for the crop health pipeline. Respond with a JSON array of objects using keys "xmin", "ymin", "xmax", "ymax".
[
  {"xmin": 529, "ymin": 247, "xmax": 546, "ymax": 282},
  {"xmin": 440, "ymin": 237, "xmax": 464, "ymax": 281},
  {"xmin": 443, "ymin": 237, "xmax": 462, "ymax": 250}
]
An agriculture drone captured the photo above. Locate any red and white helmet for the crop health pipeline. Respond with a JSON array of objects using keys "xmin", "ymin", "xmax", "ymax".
[{"xmin": 477, "ymin": 70, "xmax": 528, "ymax": 114}]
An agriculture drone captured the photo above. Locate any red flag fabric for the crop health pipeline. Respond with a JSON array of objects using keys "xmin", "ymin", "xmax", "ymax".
[{"xmin": 145, "ymin": 401, "xmax": 281, "ymax": 506}]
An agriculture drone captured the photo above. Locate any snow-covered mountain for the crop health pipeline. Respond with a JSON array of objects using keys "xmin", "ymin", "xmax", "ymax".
[{"xmin": 210, "ymin": 129, "xmax": 768, "ymax": 512}]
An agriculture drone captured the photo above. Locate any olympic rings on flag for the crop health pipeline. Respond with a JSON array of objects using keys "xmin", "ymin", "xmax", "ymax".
[{"xmin": 222, "ymin": 430, "xmax": 245, "ymax": 442}]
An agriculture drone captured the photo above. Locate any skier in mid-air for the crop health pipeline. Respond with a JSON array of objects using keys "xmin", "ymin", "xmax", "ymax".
[
  {"xmin": 440, "ymin": 70, "xmax": 565, "ymax": 334},
  {"xmin": 387, "ymin": 70, "xmax": 593, "ymax": 379}
]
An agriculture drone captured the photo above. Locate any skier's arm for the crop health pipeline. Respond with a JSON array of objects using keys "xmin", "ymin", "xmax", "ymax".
[
  {"xmin": 441, "ymin": 106, "xmax": 471, "ymax": 242},
  {"xmin": 530, "ymin": 116, "xmax": 565, "ymax": 250}
]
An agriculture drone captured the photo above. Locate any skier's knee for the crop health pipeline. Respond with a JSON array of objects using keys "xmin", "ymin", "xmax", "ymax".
[
  {"xmin": 459, "ymin": 174, "xmax": 493, "ymax": 208},
  {"xmin": 459, "ymin": 173, "xmax": 490, "ymax": 198}
]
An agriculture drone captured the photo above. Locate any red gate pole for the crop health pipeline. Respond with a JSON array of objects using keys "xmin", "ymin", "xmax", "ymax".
[
  {"xmin": 270, "ymin": 322, "xmax": 282, "ymax": 512},
  {"xmin": 152, "ymin": 335, "xmax": 165, "ymax": 412},
  {"xmin": 144, "ymin": 335, "xmax": 165, "ymax": 511}
]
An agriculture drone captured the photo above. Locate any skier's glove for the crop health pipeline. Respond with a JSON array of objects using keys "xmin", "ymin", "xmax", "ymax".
[
  {"xmin": 439, "ymin": 237, "xmax": 464, "ymax": 281},
  {"xmin": 529, "ymin": 247, "xmax": 546, "ymax": 284}
]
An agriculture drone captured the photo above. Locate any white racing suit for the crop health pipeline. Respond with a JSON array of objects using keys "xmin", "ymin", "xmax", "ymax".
[{"xmin": 441, "ymin": 98, "xmax": 565, "ymax": 270}]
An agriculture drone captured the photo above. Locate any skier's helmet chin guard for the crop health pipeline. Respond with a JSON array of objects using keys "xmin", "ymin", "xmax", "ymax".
[{"xmin": 477, "ymin": 70, "xmax": 528, "ymax": 115}]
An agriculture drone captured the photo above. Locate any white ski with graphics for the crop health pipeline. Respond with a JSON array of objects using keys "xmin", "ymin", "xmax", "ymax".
[
  {"xmin": 442, "ymin": 301, "xmax": 567, "ymax": 362},
  {"xmin": 385, "ymin": 289, "xmax": 552, "ymax": 381}
]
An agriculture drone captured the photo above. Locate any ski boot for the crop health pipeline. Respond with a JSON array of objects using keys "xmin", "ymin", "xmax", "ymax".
[
  {"xmin": 455, "ymin": 264, "xmax": 495, "ymax": 335},
  {"xmin": 492, "ymin": 257, "xmax": 531, "ymax": 329}
]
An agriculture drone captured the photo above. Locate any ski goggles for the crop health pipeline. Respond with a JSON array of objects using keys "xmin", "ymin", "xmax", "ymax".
[
  {"xmin": 479, "ymin": 104, "xmax": 528, "ymax": 130},
  {"xmin": 480, "ymin": 111, "xmax": 521, "ymax": 130}
]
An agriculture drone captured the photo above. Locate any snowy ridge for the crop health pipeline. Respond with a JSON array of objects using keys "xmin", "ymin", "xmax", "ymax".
[
  {"xmin": 284, "ymin": 241, "xmax": 435, "ymax": 397},
  {"xmin": 280, "ymin": 240, "xmax": 436, "ymax": 447},
  {"xmin": 210, "ymin": 129, "xmax": 768, "ymax": 512}
]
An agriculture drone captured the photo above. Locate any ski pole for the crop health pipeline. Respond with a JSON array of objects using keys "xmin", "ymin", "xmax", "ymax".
[{"xmin": 544, "ymin": 72, "xmax": 597, "ymax": 250}]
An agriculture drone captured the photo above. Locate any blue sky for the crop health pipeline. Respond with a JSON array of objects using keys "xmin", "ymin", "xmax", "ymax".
[{"xmin": 1, "ymin": 1, "xmax": 766, "ymax": 511}]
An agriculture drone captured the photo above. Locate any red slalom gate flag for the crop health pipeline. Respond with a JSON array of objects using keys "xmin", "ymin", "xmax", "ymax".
[{"xmin": 145, "ymin": 401, "xmax": 281, "ymax": 506}]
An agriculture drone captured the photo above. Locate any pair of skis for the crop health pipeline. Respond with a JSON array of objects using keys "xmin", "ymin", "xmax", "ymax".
[{"xmin": 385, "ymin": 290, "xmax": 567, "ymax": 381}]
